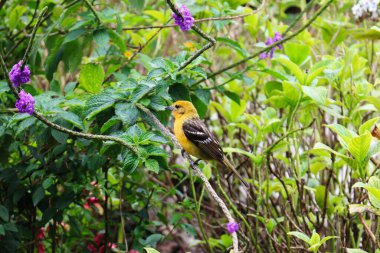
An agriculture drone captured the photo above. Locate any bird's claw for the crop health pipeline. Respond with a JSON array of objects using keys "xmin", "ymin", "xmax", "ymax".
[{"xmin": 190, "ymin": 159, "xmax": 201, "ymax": 167}]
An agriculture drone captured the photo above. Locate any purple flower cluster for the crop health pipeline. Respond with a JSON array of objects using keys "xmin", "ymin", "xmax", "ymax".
[
  {"xmin": 259, "ymin": 32, "xmax": 283, "ymax": 59},
  {"xmin": 173, "ymin": 5, "xmax": 194, "ymax": 31},
  {"xmin": 15, "ymin": 90, "xmax": 35, "ymax": 115},
  {"xmin": 9, "ymin": 60, "xmax": 31, "ymax": 87},
  {"xmin": 226, "ymin": 222, "xmax": 239, "ymax": 234}
]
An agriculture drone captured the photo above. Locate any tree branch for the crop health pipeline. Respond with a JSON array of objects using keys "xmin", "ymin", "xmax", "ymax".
[
  {"xmin": 137, "ymin": 103, "xmax": 240, "ymax": 252},
  {"xmin": 0, "ymin": 53, "xmax": 139, "ymax": 155}
]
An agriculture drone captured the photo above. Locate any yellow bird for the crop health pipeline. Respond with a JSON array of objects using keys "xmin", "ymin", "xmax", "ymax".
[{"xmin": 166, "ymin": 100, "xmax": 248, "ymax": 187}]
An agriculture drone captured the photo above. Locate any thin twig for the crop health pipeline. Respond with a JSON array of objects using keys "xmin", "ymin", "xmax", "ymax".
[
  {"xmin": 21, "ymin": 6, "xmax": 48, "ymax": 69},
  {"xmin": 358, "ymin": 214, "xmax": 380, "ymax": 248},
  {"xmin": 83, "ymin": 0, "xmax": 102, "ymax": 26},
  {"xmin": 121, "ymin": 2, "xmax": 266, "ymax": 31},
  {"xmin": 283, "ymin": 0, "xmax": 316, "ymax": 36},
  {"xmin": 193, "ymin": 0, "xmax": 334, "ymax": 86}
]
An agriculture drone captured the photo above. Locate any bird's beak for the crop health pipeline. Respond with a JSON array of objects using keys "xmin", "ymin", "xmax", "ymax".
[{"xmin": 165, "ymin": 106, "xmax": 175, "ymax": 111}]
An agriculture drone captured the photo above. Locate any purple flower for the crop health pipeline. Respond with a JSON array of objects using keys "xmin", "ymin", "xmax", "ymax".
[
  {"xmin": 9, "ymin": 60, "xmax": 31, "ymax": 87},
  {"xmin": 259, "ymin": 52, "xmax": 267, "ymax": 59},
  {"xmin": 273, "ymin": 32, "xmax": 283, "ymax": 49},
  {"xmin": 172, "ymin": 5, "xmax": 194, "ymax": 31},
  {"xmin": 15, "ymin": 90, "xmax": 35, "ymax": 115},
  {"xmin": 226, "ymin": 222, "xmax": 239, "ymax": 234},
  {"xmin": 260, "ymin": 32, "xmax": 283, "ymax": 59}
]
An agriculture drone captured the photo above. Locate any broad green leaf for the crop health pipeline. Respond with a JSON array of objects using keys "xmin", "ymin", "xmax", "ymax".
[
  {"xmin": 144, "ymin": 248, "xmax": 160, "ymax": 253},
  {"xmin": 310, "ymin": 232, "xmax": 321, "ymax": 245},
  {"xmin": 130, "ymin": 0, "xmax": 145, "ymax": 12},
  {"xmin": 58, "ymin": 111, "xmax": 84, "ymax": 130},
  {"xmin": 123, "ymin": 151, "xmax": 139, "ymax": 174},
  {"xmin": 9, "ymin": 6, "xmax": 27, "ymax": 30},
  {"xmin": 63, "ymin": 28, "xmax": 86, "ymax": 44},
  {"xmin": 32, "ymin": 187, "xmax": 45, "ymax": 206},
  {"xmin": 284, "ymin": 42, "xmax": 310, "ymax": 65},
  {"xmin": 302, "ymin": 86, "xmax": 328, "ymax": 105},
  {"xmin": 84, "ymin": 92, "xmax": 120, "ymax": 120},
  {"xmin": 0, "ymin": 205, "xmax": 9, "ymax": 221},
  {"xmin": 367, "ymin": 176, "xmax": 380, "ymax": 209},
  {"xmin": 288, "ymin": 231, "xmax": 310, "ymax": 244},
  {"xmin": 216, "ymin": 37, "xmax": 248, "ymax": 57},
  {"xmin": 283, "ymin": 81, "xmax": 300, "ymax": 106},
  {"xmin": 93, "ymin": 29, "xmax": 109, "ymax": 48},
  {"xmin": 359, "ymin": 117, "xmax": 380, "ymax": 135},
  {"xmin": 274, "ymin": 58, "xmax": 305, "ymax": 84},
  {"xmin": 115, "ymin": 103, "xmax": 139, "ymax": 125},
  {"xmin": 145, "ymin": 159, "xmax": 160, "ymax": 173},
  {"xmin": 326, "ymin": 124, "xmax": 357, "ymax": 148},
  {"xmin": 347, "ymin": 132, "xmax": 371, "ymax": 162},
  {"xmin": 79, "ymin": 63, "xmax": 105, "ymax": 93},
  {"xmin": 169, "ymin": 83, "xmax": 191, "ymax": 102}
]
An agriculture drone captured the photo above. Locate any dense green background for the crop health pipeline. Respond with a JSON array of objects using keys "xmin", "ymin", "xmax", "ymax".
[{"xmin": 0, "ymin": 0, "xmax": 380, "ymax": 252}]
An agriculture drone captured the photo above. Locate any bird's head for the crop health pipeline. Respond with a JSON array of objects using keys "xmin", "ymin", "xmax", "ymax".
[{"xmin": 166, "ymin": 100, "xmax": 198, "ymax": 119}]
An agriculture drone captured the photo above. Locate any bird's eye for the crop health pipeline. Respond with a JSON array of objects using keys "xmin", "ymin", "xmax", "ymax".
[{"xmin": 175, "ymin": 105, "xmax": 180, "ymax": 109}]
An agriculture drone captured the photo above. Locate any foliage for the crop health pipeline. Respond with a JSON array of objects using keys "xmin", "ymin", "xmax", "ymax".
[{"xmin": 0, "ymin": 0, "xmax": 380, "ymax": 252}]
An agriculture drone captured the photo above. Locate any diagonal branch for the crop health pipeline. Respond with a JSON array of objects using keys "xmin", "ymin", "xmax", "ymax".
[{"xmin": 137, "ymin": 103, "xmax": 240, "ymax": 253}]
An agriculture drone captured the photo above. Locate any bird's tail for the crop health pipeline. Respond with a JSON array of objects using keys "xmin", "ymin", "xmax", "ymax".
[{"xmin": 222, "ymin": 156, "xmax": 249, "ymax": 187}]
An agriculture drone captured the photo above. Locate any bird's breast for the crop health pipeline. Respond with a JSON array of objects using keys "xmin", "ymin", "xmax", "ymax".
[{"xmin": 174, "ymin": 118, "xmax": 208, "ymax": 159}]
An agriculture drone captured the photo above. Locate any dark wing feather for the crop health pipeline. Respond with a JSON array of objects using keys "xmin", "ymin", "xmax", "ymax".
[{"xmin": 183, "ymin": 118, "xmax": 224, "ymax": 161}]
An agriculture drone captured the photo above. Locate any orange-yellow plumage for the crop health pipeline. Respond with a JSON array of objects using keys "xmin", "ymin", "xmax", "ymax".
[{"xmin": 167, "ymin": 100, "xmax": 247, "ymax": 186}]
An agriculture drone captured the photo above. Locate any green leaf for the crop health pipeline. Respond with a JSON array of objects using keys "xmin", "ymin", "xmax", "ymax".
[
  {"xmin": 224, "ymin": 91, "xmax": 240, "ymax": 105},
  {"xmin": 144, "ymin": 248, "xmax": 160, "ymax": 253},
  {"xmin": 302, "ymin": 86, "xmax": 328, "ymax": 105},
  {"xmin": 191, "ymin": 89, "xmax": 210, "ymax": 118},
  {"xmin": 42, "ymin": 178, "xmax": 54, "ymax": 189},
  {"xmin": 101, "ymin": 117, "xmax": 121, "ymax": 133},
  {"xmin": 32, "ymin": 186, "xmax": 45, "ymax": 206},
  {"xmin": 130, "ymin": 84, "xmax": 155, "ymax": 104},
  {"xmin": 84, "ymin": 92, "xmax": 120, "ymax": 120},
  {"xmin": 216, "ymin": 37, "xmax": 248, "ymax": 57},
  {"xmin": 0, "ymin": 225, "xmax": 4, "ymax": 236},
  {"xmin": 79, "ymin": 63, "xmax": 105, "ymax": 93},
  {"xmin": 115, "ymin": 103, "xmax": 139, "ymax": 125},
  {"xmin": 367, "ymin": 176, "xmax": 380, "ymax": 209},
  {"xmin": 63, "ymin": 28, "xmax": 86, "ymax": 44},
  {"xmin": 169, "ymin": 83, "xmax": 191, "ymax": 102},
  {"xmin": 284, "ymin": 42, "xmax": 310, "ymax": 65},
  {"xmin": 123, "ymin": 151, "xmax": 139, "ymax": 174},
  {"xmin": 130, "ymin": 0, "xmax": 145, "ymax": 13},
  {"xmin": 310, "ymin": 232, "xmax": 321, "ymax": 245},
  {"xmin": 145, "ymin": 158, "xmax": 160, "ymax": 173},
  {"xmin": 51, "ymin": 129, "xmax": 69, "ymax": 144},
  {"xmin": 326, "ymin": 124, "xmax": 357, "ymax": 148},
  {"xmin": 9, "ymin": 6, "xmax": 27, "ymax": 30},
  {"xmin": 0, "ymin": 205, "xmax": 9, "ymax": 221},
  {"xmin": 274, "ymin": 58, "xmax": 305, "ymax": 84},
  {"xmin": 288, "ymin": 231, "xmax": 311, "ymax": 244},
  {"xmin": 359, "ymin": 117, "xmax": 380, "ymax": 135},
  {"xmin": 347, "ymin": 132, "xmax": 372, "ymax": 162},
  {"xmin": 59, "ymin": 111, "xmax": 84, "ymax": 130},
  {"xmin": 93, "ymin": 29, "xmax": 109, "ymax": 48}
]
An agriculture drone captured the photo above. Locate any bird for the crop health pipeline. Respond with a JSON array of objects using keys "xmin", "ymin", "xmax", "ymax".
[{"xmin": 166, "ymin": 100, "xmax": 248, "ymax": 187}]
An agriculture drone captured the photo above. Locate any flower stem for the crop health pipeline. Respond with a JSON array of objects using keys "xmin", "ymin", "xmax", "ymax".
[{"xmin": 21, "ymin": 6, "xmax": 48, "ymax": 69}]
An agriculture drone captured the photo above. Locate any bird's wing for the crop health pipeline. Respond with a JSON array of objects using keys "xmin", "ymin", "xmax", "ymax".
[{"xmin": 182, "ymin": 117, "xmax": 224, "ymax": 161}]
